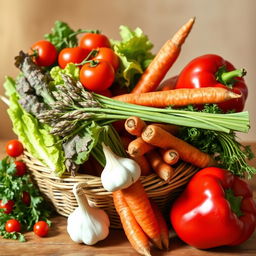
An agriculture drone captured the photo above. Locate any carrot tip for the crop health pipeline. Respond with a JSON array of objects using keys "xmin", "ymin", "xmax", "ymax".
[
  {"xmin": 228, "ymin": 91, "xmax": 242, "ymax": 99},
  {"xmin": 142, "ymin": 248, "xmax": 152, "ymax": 256},
  {"xmin": 172, "ymin": 17, "xmax": 195, "ymax": 46}
]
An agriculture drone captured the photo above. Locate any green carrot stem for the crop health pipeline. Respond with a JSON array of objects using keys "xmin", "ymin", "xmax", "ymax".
[{"xmin": 81, "ymin": 94, "xmax": 250, "ymax": 133}]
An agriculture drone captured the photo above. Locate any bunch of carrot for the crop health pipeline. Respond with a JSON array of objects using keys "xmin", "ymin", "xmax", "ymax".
[
  {"xmin": 122, "ymin": 116, "xmax": 214, "ymax": 181},
  {"xmin": 114, "ymin": 115, "xmax": 216, "ymax": 255},
  {"xmin": 111, "ymin": 18, "xmax": 218, "ymax": 256},
  {"xmin": 113, "ymin": 182, "xmax": 169, "ymax": 256}
]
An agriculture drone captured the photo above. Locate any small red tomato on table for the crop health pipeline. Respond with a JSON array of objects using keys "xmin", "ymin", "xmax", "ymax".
[
  {"xmin": 5, "ymin": 219, "xmax": 21, "ymax": 233},
  {"xmin": 14, "ymin": 161, "xmax": 27, "ymax": 176},
  {"xmin": 5, "ymin": 140, "xmax": 24, "ymax": 157},
  {"xmin": 33, "ymin": 221, "xmax": 49, "ymax": 237},
  {"xmin": 0, "ymin": 200, "xmax": 15, "ymax": 214},
  {"xmin": 22, "ymin": 191, "xmax": 31, "ymax": 206}
]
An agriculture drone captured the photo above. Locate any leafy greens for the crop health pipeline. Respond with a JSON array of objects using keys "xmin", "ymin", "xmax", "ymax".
[{"xmin": 4, "ymin": 77, "xmax": 66, "ymax": 176}]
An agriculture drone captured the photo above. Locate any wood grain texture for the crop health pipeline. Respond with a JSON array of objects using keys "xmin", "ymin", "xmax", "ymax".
[{"xmin": 0, "ymin": 140, "xmax": 255, "ymax": 255}]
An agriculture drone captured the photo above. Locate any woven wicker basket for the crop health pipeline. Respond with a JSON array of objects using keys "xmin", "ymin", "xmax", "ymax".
[{"xmin": 22, "ymin": 150, "xmax": 199, "ymax": 229}]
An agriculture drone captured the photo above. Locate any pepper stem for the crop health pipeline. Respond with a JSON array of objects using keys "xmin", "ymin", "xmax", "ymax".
[
  {"xmin": 217, "ymin": 68, "xmax": 247, "ymax": 86},
  {"xmin": 225, "ymin": 188, "xmax": 243, "ymax": 217}
]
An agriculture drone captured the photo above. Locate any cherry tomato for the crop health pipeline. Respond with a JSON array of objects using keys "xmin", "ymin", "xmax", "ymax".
[
  {"xmin": 33, "ymin": 221, "xmax": 49, "ymax": 237},
  {"xmin": 58, "ymin": 47, "xmax": 90, "ymax": 69},
  {"xmin": 5, "ymin": 140, "xmax": 24, "ymax": 157},
  {"xmin": 0, "ymin": 200, "xmax": 15, "ymax": 214},
  {"xmin": 5, "ymin": 219, "xmax": 21, "ymax": 233},
  {"xmin": 79, "ymin": 60, "xmax": 115, "ymax": 91},
  {"xmin": 79, "ymin": 33, "xmax": 111, "ymax": 51},
  {"xmin": 22, "ymin": 192, "xmax": 31, "ymax": 206},
  {"xmin": 93, "ymin": 47, "xmax": 119, "ymax": 72},
  {"xmin": 31, "ymin": 40, "xmax": 57, "ymax": 67},
  {"xmin": 14, "ymin": 161, "xmax": 27, "ymax": 176}
]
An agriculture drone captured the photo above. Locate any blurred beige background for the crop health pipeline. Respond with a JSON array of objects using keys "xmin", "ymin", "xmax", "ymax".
[{"xmin": 0, "ymin": 0, "xmax": 255, "ymax": 142}]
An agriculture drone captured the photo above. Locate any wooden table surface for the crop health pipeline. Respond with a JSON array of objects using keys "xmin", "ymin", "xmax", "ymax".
[{"xmin": 0, "ymin": 140, "xmax": 255, "ymax": 256}]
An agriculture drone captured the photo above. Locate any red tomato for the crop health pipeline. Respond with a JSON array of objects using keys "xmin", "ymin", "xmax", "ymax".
[
  {"xmin": 14, "ymin": 161, "xmax": 27, "ymax": 176},
  {"xmin": 93, "ymin": 47, "xmax": 119, "ymax": 71},
  {"xmin": 5, "ymin": 140, "xmax": 24, "ymax": 157},
  {"xmin": 58, "ymin": 47, "xmax": 90, "ymax": 69},
  {"xmin": 5, "ymin": 219, "xmax": 21, "ymax": 233},
  {"xmin": 31, "ymin": 40, "xmax": 57, "ymax": 67},
  {"xmin": 79, "ymin": 60, "xmax": 115, "ymax": 91},
  {"xmin": 0, "ymin": 200, "xmax": 15, "ymax": 214},
  {"xmin": 33, "ymin": 221, "xmax": 49, "ymax": 237},
  {"xmin": 22, "ymin": 192, "xmax": 31, "ymax": 205},
  {"xmin": 79, "ymin": 33, "xmax": 111, "ymax": 51}
]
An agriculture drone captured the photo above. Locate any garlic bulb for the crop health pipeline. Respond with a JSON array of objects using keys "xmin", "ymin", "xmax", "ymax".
[
  {"xmin": 67, "ymin": 183, "xmax": 110, "ymax": 245},
  {"xmin": 101, "ymin": 143, "xmax": 141, "ymax": 192}
]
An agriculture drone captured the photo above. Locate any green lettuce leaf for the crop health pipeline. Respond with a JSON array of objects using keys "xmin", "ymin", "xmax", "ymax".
[
  {"xmin": 74, "ymin": 122, "xmax": 103, "ymax": 165},
  {"xmin": 112, "ymin": 25, "xmax": 154, "ymax": 89},
  {"xmin": 50, "ymin": 63, "xmax": 80, "ymax": 86},
  {"xmin": 3, "ymin": 76, "xmax": 17, "ymax": 97},
  {"xmin": 4, "ymin": 78, "xmax": 66, "ymax": 176}
]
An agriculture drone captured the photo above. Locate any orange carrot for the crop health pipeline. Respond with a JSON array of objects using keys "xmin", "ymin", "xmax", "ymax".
[
  {"xmin": 131, "ymin": 18, "xmax": 195, "ymax": 94},
  {"xmin": 125, "ymin": 116, "xmax": 147, "ymax": 136},
  {"xmin": 142, "ymin": 125, "xmax": 215, "ymax": 168},
  {"xmin": 132, "ymin": 155, "xmax": 152, "ymax": 176},
  {"xmin": 150, "ymin": 201, "xmax": 170, "ymax": 249},
  {"xmin": 113, "ymin": 87, "xmax": 241, "ymax": 108},
  {"xmin": 128, "ymin": 137, "xmax": 154, "ymax": 157},
  {"xmin": 146, "ymin": 150, "xmax": 174, "ymax": 182},
  {"xmin": 121, "ymin": 180, "xmax": 162, "ymax": 249},
  {"xmin": 113, "ymin": 191, "xmax": 151, "ymax": 256},
  {"xmin": 160, "ymin": 148, "xmax": 180, "ymax": 165}
]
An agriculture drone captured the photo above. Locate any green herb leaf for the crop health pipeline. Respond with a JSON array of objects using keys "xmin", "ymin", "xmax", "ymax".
[
  {"xmin": 44, "ymin": 21, "xmax": 78, "ymax": 51},
  {"xmin": 0, "ymin": 157, "xmax": 52, "ymax": 241},
  {"xmin": 0, "ymin": 230, "xmax": 26, "ymax": 242},
  {"xmin": 179, "ymin": 104, "xmax": 256, "ymax": 177}
]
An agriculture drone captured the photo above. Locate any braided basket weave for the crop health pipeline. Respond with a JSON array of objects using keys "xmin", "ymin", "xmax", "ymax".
[{"xmin": 22, "ymin": 150, "xmax": 199, "ymax": 229}]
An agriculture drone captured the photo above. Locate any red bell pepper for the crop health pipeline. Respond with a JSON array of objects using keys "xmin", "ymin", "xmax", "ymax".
[
  {"xmin": 175, "ymin": 54, "xmax": 248, "ymax": 112},
  {"xmin": 170, "ymin": 167, "xmax": 256, "ymax": 249}
]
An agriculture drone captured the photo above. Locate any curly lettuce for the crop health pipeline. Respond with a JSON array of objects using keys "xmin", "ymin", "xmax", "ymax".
[
  {"xmin": 112, "ymin": 25, "xmax": 154, "ymax": 90},
  {"xmin": 4, "ymin": 77, "xmax": 66, "ymax": 176},
  {"xmin": 50, "ymin": 63, "xmax": 80, "ymax": 86}
]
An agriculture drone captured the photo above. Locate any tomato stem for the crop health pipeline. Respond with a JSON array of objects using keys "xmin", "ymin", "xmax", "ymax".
[
  {"xmin": 29, "ymin": 49, "xmax": 39, "ymax": 58},
  {"xmin": 68, "ymin": 29, "xmax": 101, "ymax": 39},
  {"xmin": 75, "ymin": 50, "xmax": 99, "ymax": 66}
]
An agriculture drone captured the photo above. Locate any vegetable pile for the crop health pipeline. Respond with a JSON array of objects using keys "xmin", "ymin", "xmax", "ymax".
[
  {"xmin": 0, "ymin": 140, "xmax": 51, "ymax": 241},
  {"xmin": 1, "ymin": 17, "xmax": 256, "ymax": 255}
]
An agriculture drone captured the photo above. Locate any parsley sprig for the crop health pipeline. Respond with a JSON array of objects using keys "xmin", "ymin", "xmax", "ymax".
[
  {"xmin": 178, "ymin": 104, "xmax": 256, "ymax": 178},
  {"xmin": 0, "ymin": 157, "xmax": 52, "ymax": 241}
]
